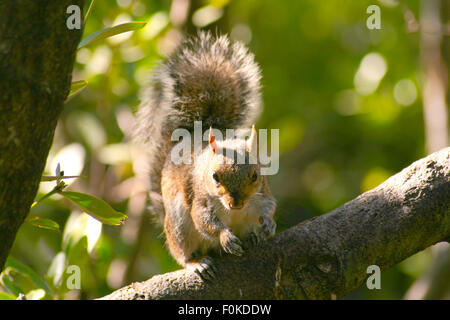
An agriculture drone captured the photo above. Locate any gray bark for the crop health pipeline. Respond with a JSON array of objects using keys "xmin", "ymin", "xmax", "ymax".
[{"xmin": 0, "ymin": 0, "xmax": 84, "ymax": 271}]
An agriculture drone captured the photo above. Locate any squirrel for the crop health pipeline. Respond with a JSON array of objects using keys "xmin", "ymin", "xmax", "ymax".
[{"xmin": 134, "ymin": 31, "xmax": 276, "ymax": 280}]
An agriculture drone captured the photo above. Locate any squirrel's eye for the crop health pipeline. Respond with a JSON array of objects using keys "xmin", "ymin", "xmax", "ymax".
[
  {"xmin": 252, "ymin": 171, "xmax": 258, "ymax": 182},
  {"xmin": 212, "ymin": 171, "xmax": 220, "ymax": 183}
]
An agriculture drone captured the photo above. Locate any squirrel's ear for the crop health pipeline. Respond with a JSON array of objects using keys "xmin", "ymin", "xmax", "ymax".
[
  {"xmin": 209, "ymin": 127, "xmax": 217, "ymax": 154},
  {"xmin": 246, "ymin": 125, "xmax": 258, "ymax": 153}
]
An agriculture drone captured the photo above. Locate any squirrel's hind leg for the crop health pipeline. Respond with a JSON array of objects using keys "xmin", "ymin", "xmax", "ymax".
[{"xmin": 163, "ymin": 212, "xmax": 217, "ymax": 281}]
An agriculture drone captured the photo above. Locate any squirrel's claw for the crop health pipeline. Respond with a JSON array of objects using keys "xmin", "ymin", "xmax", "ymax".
[
  {"xmin": 191, "ymin": 257, "xmax": 216, "ymax": 281},
  {"xmin": 260, "ymin": 216, "xmax": 276, "ymax": 240},
  {"xmin": 220, "ymin": 229, "xmax": 244, "ymax": 256},
  {"xmin": 248, "ymin": 231, "xmax": 260, "ymax": 247}
]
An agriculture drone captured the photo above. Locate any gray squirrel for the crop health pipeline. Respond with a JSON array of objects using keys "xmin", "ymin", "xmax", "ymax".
[{"xmin": 134, "ymin": 31, "xmax": 276, "ymax": 280}]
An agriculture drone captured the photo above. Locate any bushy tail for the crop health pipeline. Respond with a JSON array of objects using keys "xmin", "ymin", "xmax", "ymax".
[{"xmin": 134, "ymin": 31, "xmax": 262, "ymax": 221}]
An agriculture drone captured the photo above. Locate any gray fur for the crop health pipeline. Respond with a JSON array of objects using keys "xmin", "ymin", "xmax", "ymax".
[{"xmin": 134, "ymin": 31, "xmax": 263, "ymax": 222}]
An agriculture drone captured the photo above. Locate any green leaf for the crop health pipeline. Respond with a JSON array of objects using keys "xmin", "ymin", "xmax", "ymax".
[
  {"xmin": 5, "ymin": 257, "xmax": 52, "ymax": 294},
  {"xmin": 0, "ymin": 268, "xmax": 23, "ymax": 296},
  {"xmin": 78, "ymin": 21, "xmax": 147, "ymax": 49},
  {"xmin": 25, "ymin": 216, "xmax": 60, "ymax": 231},
  {"xmin": 69, "ymin": 80, "xmax": 88, "ymax": 97},
  {"xmin": 67, "ymin": 236, "xmax": 89, "ymax": 267},
  {"xmin": 47, "ymin": 252, "xmax": 67, "ymax": 288},
  {"xmin": 0, "ymin": 292, "xmax": 16, "ymax": 300},
  {"xmin": 60, "ymin": 191, "xmax": 127, "ymax": 225},
  {"xmin": 84, "ymin": 0, "xmax": 96, "ymax": 22},
  {"xmin": 31, "ymin": 187, "xmax": 60, "ymax": 209},
  {"xmin": 62, "ymin": 212, "xmax": 102, "ymax": 256}
]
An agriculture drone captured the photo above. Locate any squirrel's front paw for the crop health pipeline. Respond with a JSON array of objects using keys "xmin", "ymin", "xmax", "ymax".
[
  {"xmin": 220, "ymin": 229, "xmax": 244, "ymax": 256},
  {"xmin": 187, "ymin": 257, "xmax": 216, "ymax": 281},
  {"xmin": 259, "ymin": 216, "xmax": 276, "ymax": 240}
]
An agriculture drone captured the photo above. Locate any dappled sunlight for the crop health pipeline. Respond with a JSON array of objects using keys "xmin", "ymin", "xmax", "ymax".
[
  {"xmin": 354, "ymin": 52, "xmax": 387, "ymax": 95},
  {"xmin": 2, "ymin": 0, "xmax": 448, "ymax": 301}
]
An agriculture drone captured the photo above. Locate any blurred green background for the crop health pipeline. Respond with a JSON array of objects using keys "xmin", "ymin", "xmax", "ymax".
[{"xmin": 1, "ymin": 0, "xmax": 449, "ymax": 300}]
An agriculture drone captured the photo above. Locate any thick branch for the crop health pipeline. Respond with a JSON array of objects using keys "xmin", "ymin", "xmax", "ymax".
[
  {"xmin": 100, "ymin": 147, "xmax": 450, "ymax": 300},
  {"xmin": 0, "ymin": 1, "xmax": 84, "ymax": 270}
]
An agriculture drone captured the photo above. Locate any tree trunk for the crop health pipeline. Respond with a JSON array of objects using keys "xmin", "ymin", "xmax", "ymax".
[
  {"xmin": 101, "ymin": 148, "xmax": 450, "ymax": 300},
  {"xmin": 0, "ymin": 0, "xmax": 84, "ymax": 271}
]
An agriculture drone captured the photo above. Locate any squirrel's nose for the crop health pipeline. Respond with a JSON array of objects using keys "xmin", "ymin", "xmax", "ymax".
[
  {"xmin": 228, "ymin": 192, "xmax": 245, "ymax": 209},
  {"xmin": 229, "ymin": 202, "xmax": 243, "ymax": 210},
  {"xmin": 229, "ymin": 198, "xmax": 244, "ymax": 210}
]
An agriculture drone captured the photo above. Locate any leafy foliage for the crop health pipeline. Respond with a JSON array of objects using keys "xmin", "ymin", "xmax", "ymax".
[{"xmin": 1, "ymin": 0, "xmax": 445, "ymax": 300}]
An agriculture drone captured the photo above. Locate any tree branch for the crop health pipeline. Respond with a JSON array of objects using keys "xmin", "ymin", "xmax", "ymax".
[
  {"xmin": 0, "ymin": 0, "xmax": 84, "ymax": 270},
  {"xmin": 100, "ymin": 147, "xmax": 450, "ymax": 300}
]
